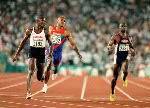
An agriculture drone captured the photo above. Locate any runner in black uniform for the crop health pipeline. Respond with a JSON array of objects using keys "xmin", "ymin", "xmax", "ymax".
[{"xmin": 107, "ymin": 23, "xmax": 135, "ymax": 101}]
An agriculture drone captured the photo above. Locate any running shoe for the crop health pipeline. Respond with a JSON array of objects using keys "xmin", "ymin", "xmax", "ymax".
[
  {"xmin": 42, "ymin": 84, "xmax": 48, "ymax": 93},
  {"xmin": 110, "ymin": 94, "xmax": 115, "ymax": 101},
  {"xmin": 52, "ymin": 73, "xmax": 58, "ymax": 80}
]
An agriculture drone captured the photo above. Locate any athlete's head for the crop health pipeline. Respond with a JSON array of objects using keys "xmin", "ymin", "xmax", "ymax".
[
  {"xmin": 119, "ymin": 23, "xmax": 127, "ymax": 33},
  {"xmin": 57, "ymin": 16, "xmax": 65, "ymax": 27},
  {"xmin": 36, "ymin": 15, "xmax": 46, "ymax": 28}
]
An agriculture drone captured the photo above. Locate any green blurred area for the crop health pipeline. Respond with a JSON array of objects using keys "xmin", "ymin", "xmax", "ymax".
[{"xmin": 0, "ymin": 52, "xmax": 27, "ymax": 73}]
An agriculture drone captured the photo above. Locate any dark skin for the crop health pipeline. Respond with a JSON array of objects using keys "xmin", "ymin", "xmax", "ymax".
[
  {"xmin": 107, "ymin": 23, "xmax": 135, "ymax": 94},
  {"xmin": 44, "ymin": 16, "xmax": 82, "ymax": 84},
  {"xmin": 12, "ymin": 17, "xmax": 53, "ymax": 95}
]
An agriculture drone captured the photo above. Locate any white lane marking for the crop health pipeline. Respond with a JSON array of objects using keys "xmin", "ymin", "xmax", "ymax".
[
  {"xmin": 0, "ymin": 76, "xmax": 26, "ymax": 83},
  {"xmin": 30, "ymin": 76, "xmax": 71, "ymax": 97},
  {"xmin": 141, "ymin": 79, "xmax": 150, "ymax": 84},
  {"xmin": 102, "ymin": 77, "xmax": 135, "ymax": 101},
  {"xmin": 80, "ymin": 76, "xmax": 88, "ymax": 99},
  {"xmin": 0, "ymin": 80, "xmax": 37, "ymax": 90},
  {"xmin": 128, "ymin": 80, "xmax": 150, "ymax": 90}
]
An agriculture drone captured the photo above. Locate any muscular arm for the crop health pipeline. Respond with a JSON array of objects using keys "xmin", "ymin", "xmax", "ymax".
[
  {"xmin": 65, "ymin": 30, "xmax": 82, "ymax": 59},
  {"xmin": 107, "ymin": 35, "xmax": 116, "ymax": 50},
  {"xmin": 129, "ymin": 37, "xmax": 135, "ymax": 56},
  {"xmin": 129, "ymin": 37, "xmax": 134, "ymax": 49},
  {"xmin": 12, "ymin": 29, "xmax": 31, "ymax": 62},
  {"xmin": 45, "ymin": 29, "xmax": 53, "ymax": 57},
  {"xmin": 15, "ymin": 29, "xmax": 31, "ymax": 55}
]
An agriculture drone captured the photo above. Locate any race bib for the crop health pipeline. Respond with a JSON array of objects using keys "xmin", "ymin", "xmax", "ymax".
[
  {"xmin": 119, "ymin": 44, "xmax": 129, "ymax": 51},
  {"xmin": 33, "ymin": 41, "xmax": 43, "ymax": 47},
  {"xmin": 51, "ymin": 35, "xmax": 61, "ymax": 44}
]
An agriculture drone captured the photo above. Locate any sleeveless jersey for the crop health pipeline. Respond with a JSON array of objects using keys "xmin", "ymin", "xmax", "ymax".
[
  {"xmin": 50, "ymin": 26, "xmax": 66, "ymax": 52},
  {"xmin": 114, "ymin": 33, "xmax": 131, "ymax": 59},
  {"xmin": 30, "ymin": 27, "xmax": 46, "ymax": 48}
]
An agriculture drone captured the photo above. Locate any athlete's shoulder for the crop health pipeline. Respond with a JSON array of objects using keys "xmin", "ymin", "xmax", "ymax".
[
  {"xmin": 64, "ymin": 28, "xmax": 71, "ymax": 36},
  {"xmin": 64, "ymin": 27, "xmax": 70, "ymax": 33},
  {"xmin": 49, "ymin": 25, "xmax": 55, "ymax": 31},
  {"xmin": 111, "ymin": 33, "xmax": 119, "ymax": 38},
  {"xmin": 25, "ymin": 28, "xmax": 33, "ymax": 35},
  {"xmin": 126, "ymin": 34, "xmax": 131, "ymax": 38}
]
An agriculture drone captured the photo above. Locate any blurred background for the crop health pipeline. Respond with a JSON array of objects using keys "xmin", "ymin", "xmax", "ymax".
[{"xmin": 0, "ymin": 0, "xmax": 150, "ymax": 77}]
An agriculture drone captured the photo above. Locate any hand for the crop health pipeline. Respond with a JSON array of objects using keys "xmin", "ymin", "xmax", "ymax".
[
  {"xmin": 78, "ymin": 54, "xmax": 82, "ymax": 59},
  {"xmin": 48, "ymin": 54, "xmax": 53, "ymax": 61},
  {"xmin": 107, "ymin": 45, "xmax": 113, "ymax": 51},
  {"xmin": 130, "ymin": 49, "xmax": 135, "ymax": 57},
  {"xmin": 12, "ymin": 54, "xmax": 18, "ymax": 62}
]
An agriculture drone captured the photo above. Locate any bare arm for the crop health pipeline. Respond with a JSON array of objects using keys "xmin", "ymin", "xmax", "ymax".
[
  {"xmin": 107, "ymin": 35, "xmax": 116, "ymax": 50},
  {"xmin": 66, "ymin": 30, "xmax": 82, "ymax": 59},
  {"xmin": 45, "ymin": 29, "xmax": 53, "ymax": 58},
  {"xmin": 12, "ymin": 29, "xmax": 31, "ymax": 62},
  {"xmin": 129, "ymin": 37, "xmax": 135, "ymax": 56}
]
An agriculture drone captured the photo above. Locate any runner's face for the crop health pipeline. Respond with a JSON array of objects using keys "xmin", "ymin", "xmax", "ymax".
[
  {"xmin": 37, "ymin": 18, "xmax": 46, "ymax": 28},
  {"xmin": 58, "ymin": 18, "xmax": 65, "ymax": 27},
  {"xmin": 119, "ymin": 24, "xmax": 127, "ymax": 33}
]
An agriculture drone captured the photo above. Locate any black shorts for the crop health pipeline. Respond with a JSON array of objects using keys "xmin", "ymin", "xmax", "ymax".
[{"xmin": 28, "ymin": 46, "xmax": 45, "ymax": 63}]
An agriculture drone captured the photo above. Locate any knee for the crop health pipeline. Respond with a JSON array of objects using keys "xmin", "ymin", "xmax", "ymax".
[
  {"xmin": 112, "ymin": 76, "xmax": 118, "ymax": 82},
  {"xmin": 123, "ymin": 68, "xmax": 128, "ymax": 73},
  {"xmin": 28, "ymin": 69, "xmax": 34, "ymax": 76}
]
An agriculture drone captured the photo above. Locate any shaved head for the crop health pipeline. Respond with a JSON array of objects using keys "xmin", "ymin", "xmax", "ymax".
[
  {"xmin": 58, "ymin": 16, "xmax": 65, "ymax": 20},
  {"xmin": 57, "ymin": 16, "xmax": 66, "ymax": 27}
]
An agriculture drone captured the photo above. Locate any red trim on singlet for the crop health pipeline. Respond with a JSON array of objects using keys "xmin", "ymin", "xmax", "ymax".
[
  {"xmin": 53, "ymin": 61, "xmax": 61, "ymax": 66},
  {"xmin": 50, "ymin": 26, "xmax": 65, "ymax": 35},
  {"xmin": 116, "ymin": 34, "xmax": 121, "ymax": 44}
]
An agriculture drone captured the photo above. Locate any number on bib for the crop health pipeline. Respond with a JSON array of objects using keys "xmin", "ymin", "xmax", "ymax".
[
  {"xmin": 34, "ymin": 41, "xmax": 42, "ymax": 47},
  {"xmin": 119, "ymin": 44, "xmax": 129, "ymax": 51},
  {"xmin": 51, "ymin": 35, "xmax": 61, "ymax": 44}
]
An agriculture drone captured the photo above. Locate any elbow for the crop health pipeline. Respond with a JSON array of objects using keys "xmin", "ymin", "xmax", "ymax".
[{"xmin": 72, "ymin": 44, "xmax": 76, "ymax": 50}]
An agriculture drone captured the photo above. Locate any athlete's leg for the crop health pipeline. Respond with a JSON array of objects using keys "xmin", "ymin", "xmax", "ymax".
[
  {"xmin": 111, "ymin": 63, "xmax": 121, "ymax": 94},
  {"xmin": 110, "ymin": 63, "xmax": 121, "ymax": 101},
  {"xmin": 36, "ymin": 60, "xmax": 45, "ymax": 81},
  {"xmin": 122, "ymin": 60, "xmax": 129, "ymax": 87},
  {"xmin": 122, "ymin": 60, "xmax": 129, "ymax": 81},
  {"xmin": 44, "ymin": 60, "xmax": 52, "ymax": 84},
  {"xmin": 51, "ymin": 52, "xmax": 62, "ymax": 80},
  {"xmin": 26, "ymin": 58, "xmax": 36, "ymax": 99}
]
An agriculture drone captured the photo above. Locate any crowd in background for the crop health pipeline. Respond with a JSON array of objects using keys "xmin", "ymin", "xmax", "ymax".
[{"xmin": 0, "ymin": 0, "xmax": 150, "ymax": 75}]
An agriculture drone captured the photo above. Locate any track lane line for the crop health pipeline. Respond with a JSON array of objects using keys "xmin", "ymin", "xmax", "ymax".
[
  {"xmin": 80, "ymin": 76, "xmax": 88, "ymax": 100},
  {"xmin": 0, "ymin": 80, "xmax": 37, "ymax": 90},
  {"xmin": 30, "ymin": 75, "xmax": 71, "ymax": 97},
  {"xmin": 141, "ymin": 79, "xmax": 150, "ymax": 84},
  {"xmin": 128, "ymin": 80, "xmax": 150, "ymax": 90},
  {"xmin": 102, "ymin": 77, "xmax": 135, "ymax": 101},
  {"xmin": 0, "ymin": 76, "xmax": 26, "ymax": 83}
]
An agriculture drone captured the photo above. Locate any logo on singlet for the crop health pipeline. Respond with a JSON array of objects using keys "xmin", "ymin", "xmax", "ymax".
[
  {"xmin": 33, "ymin": 36, "xmax": 43, "ymax": 47},
  {"xmin": 121, "ymin": 39, "xmax": 129, "ymax": 43}
]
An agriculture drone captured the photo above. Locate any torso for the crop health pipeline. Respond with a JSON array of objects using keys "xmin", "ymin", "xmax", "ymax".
[
  {"xmin": 50, "ymin": 26, "xmax": 67, "ymax": 52},
  {"xmin": 30, "ymin": 27, "xmax": 46, "ymax": 48},
  {"xmin": 114, "ymin": 33, "xmax": 130, "ymax": 57}
]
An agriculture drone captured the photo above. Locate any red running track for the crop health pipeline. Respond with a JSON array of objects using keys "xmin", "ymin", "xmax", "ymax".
[{"xmin": 0, "ymin": 73, "xmax": 150, "ymax": 108}]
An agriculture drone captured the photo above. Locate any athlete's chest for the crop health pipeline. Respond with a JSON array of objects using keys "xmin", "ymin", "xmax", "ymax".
[
  {"xmin": 118, "ymin": 37, "xmax": 130, "ymax": 51},
  {"xmin": 50, "ymin": 29, "xmax": 65, "ymax": 44}
]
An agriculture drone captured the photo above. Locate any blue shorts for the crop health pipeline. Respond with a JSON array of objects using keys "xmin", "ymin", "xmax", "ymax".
[
  {"xmin": 114, "ymin": 54, "xmax": 130, "ymax": 64},
  {"xmin": 46, "ymin": 51, "xmax": 62, "ymax": 67}
]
